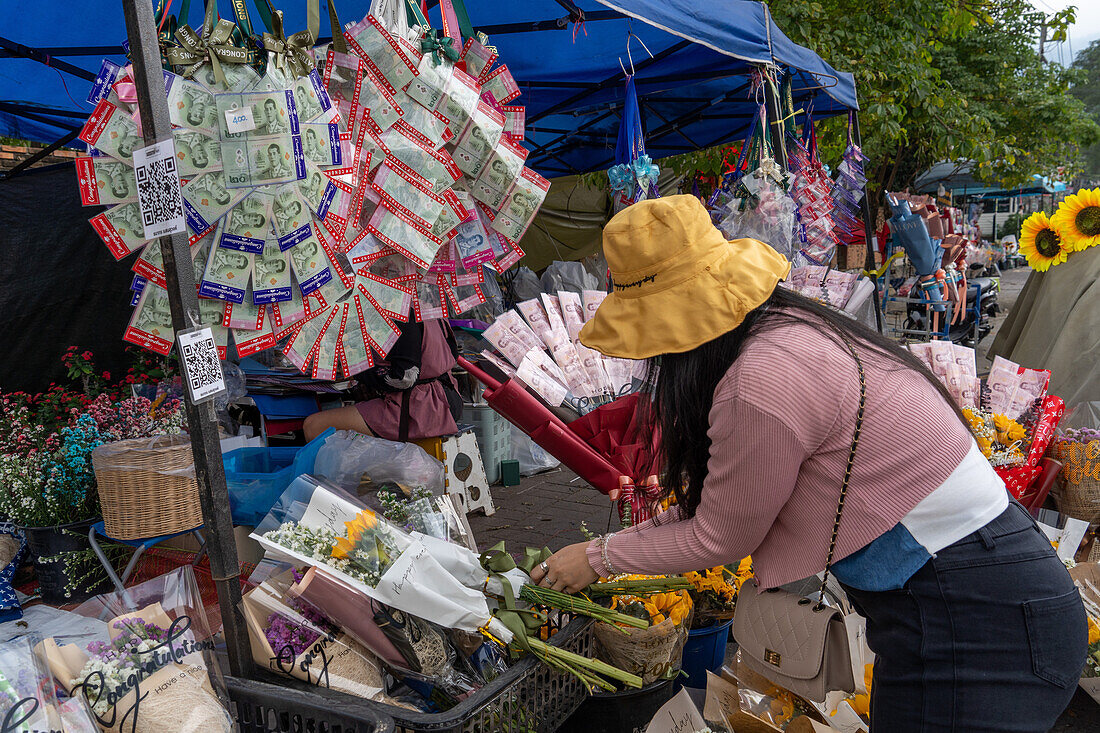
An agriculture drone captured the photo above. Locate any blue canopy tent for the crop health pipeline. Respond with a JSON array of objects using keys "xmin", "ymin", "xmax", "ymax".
[{"xmin": 0, "ymin": 0, "xmax": 857, "ymax": 177}]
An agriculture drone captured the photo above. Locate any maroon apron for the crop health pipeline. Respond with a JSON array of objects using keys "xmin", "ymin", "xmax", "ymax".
[{"xmin": 355, "ymin": 320, "xmax": 458, "ymax": 441}]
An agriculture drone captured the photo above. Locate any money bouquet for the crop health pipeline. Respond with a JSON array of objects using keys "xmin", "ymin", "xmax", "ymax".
[
  {"xmin": 0, "ymin": 635, "xmax": 98, "ymax": 733},
  {"xmin": 38, "ymin": 566, "xmax": 233, "ymax": 733},
  {"xmin": 76, "ymin": 1, "xmax": 549, "ymax": 379},
  {"xmin": 481, "ymin": 292, "xmax": 644, "ymax": 416}
]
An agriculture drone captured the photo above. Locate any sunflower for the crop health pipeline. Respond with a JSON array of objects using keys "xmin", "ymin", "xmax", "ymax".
[
  {"xmin": 332, "ymin": 510, "xmax": 380, "ymax": 559},
  {"xmin": 1052, "ymin": 188, "xmax": 1100, "ymax": 252},
  {"xmin": 1019, "ymin": 211, "xmax": 1069, "ymax": 271}
]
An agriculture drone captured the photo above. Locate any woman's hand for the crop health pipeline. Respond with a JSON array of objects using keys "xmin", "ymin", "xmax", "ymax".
[{"xmin": 529, "ymin": 542, "xmax": 599, "ymax": 594}]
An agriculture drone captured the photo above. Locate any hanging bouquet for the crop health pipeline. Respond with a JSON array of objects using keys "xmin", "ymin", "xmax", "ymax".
[
  {"xmin": 39, "ymin": 566, "xmax": 232, "ymax": 733},
  {"xmin": 78, "ymin": 0, "xmax": 548, "ymax": 378}
]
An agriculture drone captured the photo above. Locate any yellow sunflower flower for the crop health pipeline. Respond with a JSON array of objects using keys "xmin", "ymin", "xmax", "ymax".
[
  {"xmin": 331, "ymin": 510, "xmax": 380, "ymax": 559},
  {"xmin": 1019, "ymin": 211, "xmax": 1070, "ymax": 271},
  {"xmin": 1052, "ymin": 188, "xmax": 1100, "ymax": 252}
]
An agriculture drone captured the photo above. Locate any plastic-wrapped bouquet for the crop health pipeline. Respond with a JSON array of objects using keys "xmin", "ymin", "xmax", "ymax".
[
  {"xmin": 39, "ymin": 567, "xmax": 232, "ymax": 733},
  {"xmin": 0, "ymin": 635, "xmax": 98, "ymax": 733}
]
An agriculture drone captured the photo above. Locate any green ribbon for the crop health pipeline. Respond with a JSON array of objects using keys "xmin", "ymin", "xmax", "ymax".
[
  {"xmin": 262, "ymin": 10, "xmax": 316, "ymax": 79},
  {"xmin": 478, "ymin": 542, "xmax": 551, "ymax": 657},
  {"xmin": 421, "ymin": 34, "xmax": 462, "ymax": 66},
  {"xmin": 165, "ymin": 2, "xmax": 251, "ymax": 87}
]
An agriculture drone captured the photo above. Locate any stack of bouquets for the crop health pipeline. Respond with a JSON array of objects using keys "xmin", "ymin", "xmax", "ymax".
[
  {"xmin": 715, "ymin": 164, "xmax": 799, "ymax": 261},
  {"xmin": 787, "ymin": 136, "xmax": 840, "ymax": 266},
  {"xmin": 251, "ymin": 475, "xmax": 645, "ymax": 700},
  {"xmin": 76, "ymin": 7, "xmax": 548, "ymax": 380},
  {"xmin": 480, "ymin": 292, "xmax": 644, "ymax": 416},
  {"xmin": 0, "ymin": 636, "xmax": 98, "ymax": 733},
  {"xmin": 38, "ymin": 566, "xmax": 233, "ymax": 733}
]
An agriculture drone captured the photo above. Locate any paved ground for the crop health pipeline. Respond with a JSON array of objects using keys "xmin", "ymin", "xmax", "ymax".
[{"xmin": 469, "ymin": 266, "xmax": 1100, "ymax": 731}]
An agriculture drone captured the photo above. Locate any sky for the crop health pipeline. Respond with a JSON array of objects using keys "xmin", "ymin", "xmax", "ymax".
[{"xmin": 1034, "ymin": 0, "xmax": 1100, "ymax": 65}]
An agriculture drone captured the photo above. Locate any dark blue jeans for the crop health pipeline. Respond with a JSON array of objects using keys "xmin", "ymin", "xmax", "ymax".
[{"xmin": 841, "ymin": 502, "xmax": 1087, "ymax": 732}]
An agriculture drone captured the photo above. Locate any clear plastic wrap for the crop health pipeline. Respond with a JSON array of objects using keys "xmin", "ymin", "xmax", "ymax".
[
  {"xmin": 40, "ymin": 566, "xmax": 233, "ymax": 733},
  {"xmin": 313, "ymin": 430, "xmax": 444, "ymax": 495},
  {"xmin": 251, "ymin": 476, "xmax": 514, "ymax": 641}
]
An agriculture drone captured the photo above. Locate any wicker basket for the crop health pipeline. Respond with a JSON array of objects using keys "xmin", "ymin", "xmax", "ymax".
[
  {"xmin": 1049, "ymin": 439, "xmax": 1100, "ymax": 523},
  {"xmin": 91, "ymin": 435, "xmax": 203, "ymax": 540}
]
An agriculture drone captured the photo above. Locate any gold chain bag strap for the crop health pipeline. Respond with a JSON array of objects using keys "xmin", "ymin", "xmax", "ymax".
[{"xmin": 732, "ymin": 334, "xmax": 866, "ymax": 703}]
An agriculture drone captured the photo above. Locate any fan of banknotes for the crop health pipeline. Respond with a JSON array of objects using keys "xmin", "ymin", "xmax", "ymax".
[{"xmin": 75, "ymin": 9, "xmax": 548, "ymax": 380}]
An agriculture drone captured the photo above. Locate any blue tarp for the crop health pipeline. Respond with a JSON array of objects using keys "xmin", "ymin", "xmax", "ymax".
[{"xmin": 0, "ymin": 0, "xmax": 857, "ymax": 176}]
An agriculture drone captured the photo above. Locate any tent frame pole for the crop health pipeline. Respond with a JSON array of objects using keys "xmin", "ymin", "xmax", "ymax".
[
  {"xmin": 1, "ymin": 129, "xmax": 81, "ymax": 180},
  {"xmin": 120, "ymin": 0, "xmax": 254, "ymax": 678},
  {"xmin": 852, "ymin": 111, "xmax": 885, "ymax": 333}
]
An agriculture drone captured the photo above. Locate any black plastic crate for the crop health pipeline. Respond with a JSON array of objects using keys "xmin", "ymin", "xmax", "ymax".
[
  {"xmin": 234, "ymin": 616, "xmax": 595, "ymax": 733},
  {"xmin": 227, "ymin": 675, "xmax": 395, "ymax": 733}
]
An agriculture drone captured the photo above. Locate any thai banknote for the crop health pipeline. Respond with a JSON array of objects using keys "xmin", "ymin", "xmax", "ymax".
[
  {"xmin": 253, "ymin": 236, "xmax": 293, "ymax": 303},
  {"xmin": 217, "ymin": 191, "xmax": 271, "ymax": 253},
  {"xmin": 215, "ymin": 89, "xmax": 299, "ymax": 140},
  {"xmin": 287, "ymin": 224, "xmax": 333, "ymax": 294},
  {"xmin": 182, "ymin": 170, "xmax": 249, "ymax": 233},
  {"xmin": 78, "ymin": 99, "xmax": 140, "ymax": 164},
  {"xmin": 165, "ymin": 70, "xmax": 219, "ymax": 135},
  {"xmin": 271, "ymin": 183, "xmax": 313, "ymax": 249},
  {"xmin": 76, "ymin": 156, "xmax": 137, "ymax": 206},
  {"xmin": 200, "ymin": 236, "xmax": 252, "ymax": 302},
  {"xmin": 300, "ymin": 122, "xmax": 347, "ymax": 168},
  {"xmin": 220, "ymin": 134, "xmax": 304, "ymax": 188},
  {"xmin": 173, "ymin": 130, "xmax": 222, "ymax": 176}
]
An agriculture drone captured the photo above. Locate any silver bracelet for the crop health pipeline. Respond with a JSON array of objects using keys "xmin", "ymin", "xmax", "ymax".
[{"xmin": 600, "ymin": 534, "xmax": 618, "ymax": 576}]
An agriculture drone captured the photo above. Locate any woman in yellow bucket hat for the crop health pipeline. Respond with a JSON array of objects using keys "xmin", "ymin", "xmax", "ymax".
[{"xmin": 530, "ymin": 195, "xmax": 1084, "ymax": 731}]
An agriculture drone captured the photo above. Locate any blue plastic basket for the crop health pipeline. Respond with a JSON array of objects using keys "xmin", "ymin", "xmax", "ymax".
[
  {"xmin": 223, "ymin": 428, "xmax": 333, "ymax": 525},
  {"xmin": 680, "ymin": 618, "xmax": 733, "ymax": 690}
]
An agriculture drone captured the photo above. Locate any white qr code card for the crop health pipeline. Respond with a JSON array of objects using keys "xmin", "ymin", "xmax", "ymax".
[
  {"xmin": 134, "ymin": 139, "xmax": 186, "ymax": 238},
  {"xmin": 178, "ymin": 326, "xmax": 227, "ymax": 402}
]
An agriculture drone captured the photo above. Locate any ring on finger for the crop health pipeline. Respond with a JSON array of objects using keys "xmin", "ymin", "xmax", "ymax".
[{"xmin": 539, "ymin": 561, "xmax": 550, "ymax": 574}]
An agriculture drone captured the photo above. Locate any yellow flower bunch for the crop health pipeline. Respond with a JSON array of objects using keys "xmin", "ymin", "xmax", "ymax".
[
  {"xmin": 1019, "ymin": 188, "xmax": 1100, "ymax": 271},
  {"xmin": 992, "ymin": 413, "xmax": 1026, "ymax": 444},
  {"xmin": 331, "ymin": 509, "xmax": 379, "ymax": 559},
  {"xmin": 684, "ymin": 567, "xmax": 738, "ymax": 604},
  {"xmin": 609, "ymin": 582, "xmax": 693, "ymax": 627},
  {"xmin": 832, "ymin": 664, "xmax": 873, "ymax": 720},
  {"xmin": 1088, "ymin": 616, "xmax": 1100, "ymax": 646}
]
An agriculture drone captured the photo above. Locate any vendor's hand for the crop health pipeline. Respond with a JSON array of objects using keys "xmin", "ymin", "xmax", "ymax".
[
  {"xmin": 610, "ymin": 474, "xmax": 659, "ymax": 502},
  {"xmin": 529, "ymin": 542, "xmax": 598, "ymax": 594}
]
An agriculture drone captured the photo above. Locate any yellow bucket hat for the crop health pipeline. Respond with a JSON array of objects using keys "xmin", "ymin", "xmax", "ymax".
[{"xmin": 579, "ymin": 194, "xmax": 791, "ymax": 360}]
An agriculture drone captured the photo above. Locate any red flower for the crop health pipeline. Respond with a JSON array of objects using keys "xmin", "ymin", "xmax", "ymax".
[
  {"xmin": 102, "ymin": 371, "xmax": 111, "ymax": 381},
  {"xmin": 82, "ymin": 351, "xmax": 93, "ymax": 360}
]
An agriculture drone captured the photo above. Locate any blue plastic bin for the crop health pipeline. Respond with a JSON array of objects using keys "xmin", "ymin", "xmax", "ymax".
[
  {"xmin": 679, "ymin": 618, "xmax": 733, "ymax": 690},
  {"xmin": 224, "ymin": 428, "xmax": 334, "ymax": 525}
]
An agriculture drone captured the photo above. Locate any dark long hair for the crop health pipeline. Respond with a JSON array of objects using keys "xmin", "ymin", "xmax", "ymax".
[{"xmin": 652, "ymin": 287, "xmax": 970, "ymax": 518}]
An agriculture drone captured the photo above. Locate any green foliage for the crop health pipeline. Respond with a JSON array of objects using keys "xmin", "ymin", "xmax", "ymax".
[
  {"xmin": 761, "ymin": 0, "xmax": 1096, "ymax": 223},
  {"xmin": 997, "ymin": 212, "xmax": 1025, "ymax": 239}
]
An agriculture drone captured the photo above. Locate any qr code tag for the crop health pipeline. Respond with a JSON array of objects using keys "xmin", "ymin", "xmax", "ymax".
[
  {"xmin": 133, "ymin": 140, "xmax": 186, "ymax": 238},
  {"xmin": 178, "ymin": 327, "xmax": 227, "ymax": 402}
]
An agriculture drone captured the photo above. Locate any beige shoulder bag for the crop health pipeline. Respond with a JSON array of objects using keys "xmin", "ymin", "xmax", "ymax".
[{"xmin": 732, "ymin": 335, "xmax": 865, "ymax": 703}]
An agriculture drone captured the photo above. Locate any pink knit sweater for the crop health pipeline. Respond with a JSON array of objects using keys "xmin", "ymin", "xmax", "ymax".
[{"xmin": 586, "ymin": 320, "xmax": 973, "ymax": 589}]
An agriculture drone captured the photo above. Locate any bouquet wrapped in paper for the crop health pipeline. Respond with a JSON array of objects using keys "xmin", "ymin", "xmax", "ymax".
[
  {"xmin": 252, "ymin": 475, "xmax": 514, "ymax": 642},
  {"xmin": 38, "ymin": 567, "xmax": 232, "ymax": 733},
  {"xmin": 0, "ymin": 635, "xmax": 98, "ymax": 733},
  {"xmin": 241, "ymin": 566, "xmax": 407, "ymax": 703}
]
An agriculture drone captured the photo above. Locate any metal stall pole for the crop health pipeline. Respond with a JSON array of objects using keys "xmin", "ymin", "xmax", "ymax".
[
  {"xmin": 852, "ymin": 112, "xmax": 886, "ymax": 333},
  {"xmin": 120, "ymin": 0, "xmax": 254, "ymax": 678}
]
